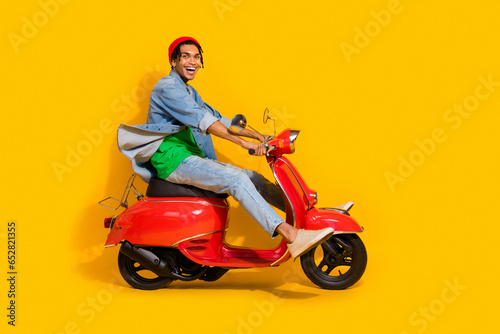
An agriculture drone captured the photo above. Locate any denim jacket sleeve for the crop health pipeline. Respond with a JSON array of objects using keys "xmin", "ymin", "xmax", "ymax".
[{"xmin": 204, "ymin": 102, "xmax": 232, "ymax": 129}]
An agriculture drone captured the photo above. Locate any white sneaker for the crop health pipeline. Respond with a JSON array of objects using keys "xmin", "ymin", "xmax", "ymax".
[{"xmin": 287, "ymin": 227, "xmax": 334, "ymax": 258}]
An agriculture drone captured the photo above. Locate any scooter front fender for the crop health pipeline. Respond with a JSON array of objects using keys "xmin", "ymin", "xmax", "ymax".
[{"xmin": 305, "ymin": 207, "xmax": 364, "ymax": 234}]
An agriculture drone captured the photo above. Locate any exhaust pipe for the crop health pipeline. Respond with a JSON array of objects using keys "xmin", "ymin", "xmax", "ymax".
[
  {"xmin": 119, "ymin": 241, "xmax": 209, "ymax": 281},
  {"xmin": 119, "ymin": 240, "xmax": 176, "ymax": 277}
]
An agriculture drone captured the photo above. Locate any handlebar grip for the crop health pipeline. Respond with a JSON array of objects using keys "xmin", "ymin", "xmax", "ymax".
[{"xmin": 248, "ymin": 145, "xmax": 275, "ymax": 156}]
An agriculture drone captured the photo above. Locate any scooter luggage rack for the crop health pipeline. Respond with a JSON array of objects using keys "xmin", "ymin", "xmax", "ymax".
[{"xmin": 98, "ymin": 174, "xmax": 144, "ymax": 210}]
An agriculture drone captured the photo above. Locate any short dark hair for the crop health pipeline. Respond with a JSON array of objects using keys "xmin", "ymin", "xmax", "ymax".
[{"xmin": 170, "ymin": 40, "xmax": 204, "ymax": 68}]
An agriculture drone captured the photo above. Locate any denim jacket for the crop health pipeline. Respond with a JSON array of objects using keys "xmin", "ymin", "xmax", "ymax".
[{"xmin": 117, "ymin": 70, "xmax": 231, "ymax": 182}]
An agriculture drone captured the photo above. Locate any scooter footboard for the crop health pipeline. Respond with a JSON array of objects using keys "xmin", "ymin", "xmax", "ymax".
[{"xmin": 305, "ymin": 208, "xmax": 363, "ymax": 234}]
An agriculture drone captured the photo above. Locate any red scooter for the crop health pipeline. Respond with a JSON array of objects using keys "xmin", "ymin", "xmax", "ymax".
[{"xmin": 100, "ymin": 110, "xmax": 367, "ymax": 290}]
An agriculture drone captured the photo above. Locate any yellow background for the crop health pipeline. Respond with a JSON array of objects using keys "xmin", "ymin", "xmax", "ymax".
[{"xmin": 2, "ymin": 0, "xmax": 499, "ymax": 333}]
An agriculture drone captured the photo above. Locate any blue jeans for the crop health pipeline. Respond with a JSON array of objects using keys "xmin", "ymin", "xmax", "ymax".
[{"xmin": 165, "ymin": 156, "xmax": 285, "ymax": 237}]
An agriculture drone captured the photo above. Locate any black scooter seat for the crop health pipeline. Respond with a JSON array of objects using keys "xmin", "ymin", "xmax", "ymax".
[{"xmin": 146, "ymin": 177, "xmax": 228, "ymax": 199}]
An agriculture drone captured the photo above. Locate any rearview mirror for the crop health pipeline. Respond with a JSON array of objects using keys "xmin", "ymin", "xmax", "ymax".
[
  {"xmin": 263, "ymin": 108, "xmax": 270, "ymax": 123},
  {"xmin": 262, "ymin": 108, "xmax": 276, "ymax": 136},
  {"xmin": 231, "ymin": 114, "xmax": 247, "ymax": 133}
]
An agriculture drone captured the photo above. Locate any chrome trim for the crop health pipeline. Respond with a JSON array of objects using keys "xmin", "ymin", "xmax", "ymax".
[
  {"xmin": 333, "ymin": 229, "xmax": 364, "ymax": 235},
  {"xmin": 270, "ymin": 249, "xmax": 289, "ymax": 266},
  {"xmin": 279, "ymin": 158, "xmax": 311, "ymax": 208},
  {"xmin": 333, "ymin": 201, "xmax": 354, "ymax": 211},
  {"xmin": 272, "ymin": 160, "xmax": 296, "ymax": 228},
  {"xmin": 170, "ymin": 229, "xmax": 228, "ymax": 246},
  {"xmin": 108, "ymin": 216, "xmax": 117, "ymax": 230},
  {"xmin": 143, "ymin": 199, "xmax": 229, "ymax": 209},
  {"xmin": 319, "ymin": 207, "xmax": 348, "ymax": 214},
  {"xmin": 289, "ymin": 130, "xmax": 300, "ymax": 153}
]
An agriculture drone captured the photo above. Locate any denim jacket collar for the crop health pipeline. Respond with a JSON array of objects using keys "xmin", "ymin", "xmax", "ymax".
[{"xmin": 170, "ymin": 69, "xmax": 191, "ymax": 94}]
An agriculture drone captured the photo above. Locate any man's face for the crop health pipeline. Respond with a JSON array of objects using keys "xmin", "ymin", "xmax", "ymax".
[{"xmin": 171, "ymin": 44, "xmax": 201, "ymax": 84}]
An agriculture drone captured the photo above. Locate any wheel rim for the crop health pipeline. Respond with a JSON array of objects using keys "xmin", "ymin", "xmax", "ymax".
[
  {"xmin": 311, "ymin": 236, "xmax": 356, "ymax": 281},
  {"xmin": 119, "ymin": 252, "xmax": 172, "ymax": 288}
]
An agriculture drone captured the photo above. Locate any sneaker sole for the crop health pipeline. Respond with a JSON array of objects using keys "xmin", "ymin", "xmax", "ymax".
[{"xmin": 290, "ymin": 228, "xmax": 334, "ymax": 258}]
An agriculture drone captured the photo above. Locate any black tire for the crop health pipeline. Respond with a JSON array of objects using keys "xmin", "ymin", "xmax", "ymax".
[
  {"xmin": 300, "ymin": 234, "xmax": 367, "ymax": 290},
  {"xmin": 117, "ymin": 250, "xmax": 174, "ymax": 290}
]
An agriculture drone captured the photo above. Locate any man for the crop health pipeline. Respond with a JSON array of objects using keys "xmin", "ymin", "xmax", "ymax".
[{"xmin": 117, "ymin": 36, "xmax": 333, "ymax": 258}]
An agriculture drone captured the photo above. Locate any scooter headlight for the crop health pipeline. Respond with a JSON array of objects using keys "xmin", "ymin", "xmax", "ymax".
[{"xmin": 289, "ymin": 130, "xmax": 300, "ymax": 153}]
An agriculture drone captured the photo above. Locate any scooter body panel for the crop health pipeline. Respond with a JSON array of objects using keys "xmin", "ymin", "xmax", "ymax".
[
  {"xmin": 305, "ymin": 207, "xmax": 364, "ymax": 233},
  {"xmin": 271, "ymin": 156, "xmax": 316, "ymax": 229},
  {"xmin": 178, "ymin": 239, "xmax": 290, "ymax": 267},
  {"xmin": 104, "ymin": 197, "xmax": 230, "ymax": 247}
]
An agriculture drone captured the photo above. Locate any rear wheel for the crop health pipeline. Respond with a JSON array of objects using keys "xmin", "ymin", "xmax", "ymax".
[
  {"xmin": 300, "ymin": 234, "xmax": 367, "ymax": 290},
  {"xmin": 118, "ymin": 250, "xmax": 174, "ymax": 290}
]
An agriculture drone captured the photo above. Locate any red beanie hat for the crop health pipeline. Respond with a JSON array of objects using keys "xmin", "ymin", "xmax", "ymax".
[{"xmin": 168, "ymin": 36, "xmax": 202, "ymax": 62}]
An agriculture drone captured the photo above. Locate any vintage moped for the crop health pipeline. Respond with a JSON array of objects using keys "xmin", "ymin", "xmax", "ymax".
[{"xmin": 100, "ymin": 110, "xmax": 367, "ymax": 290}]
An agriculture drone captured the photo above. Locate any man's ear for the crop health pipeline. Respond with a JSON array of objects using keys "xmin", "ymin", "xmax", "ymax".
[{"xmin": 170, "ymin": 58, "xmax": 176, "ymax": 67}]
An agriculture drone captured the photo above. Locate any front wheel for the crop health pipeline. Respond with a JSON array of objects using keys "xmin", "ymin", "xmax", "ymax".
[{"xmin": 300, "ymin": 234, "xmax": 367, "ymax": 290}]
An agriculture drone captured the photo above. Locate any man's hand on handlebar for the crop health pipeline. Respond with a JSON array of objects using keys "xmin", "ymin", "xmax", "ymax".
[{"xmin": 243, "ymin": 141, "xmax": 267, "ymax": 156}]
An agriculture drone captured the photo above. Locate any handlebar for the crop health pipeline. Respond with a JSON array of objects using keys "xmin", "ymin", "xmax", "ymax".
[{"xmin": 248, "ymin": 145, "xmax": 276, "ymax": 156}]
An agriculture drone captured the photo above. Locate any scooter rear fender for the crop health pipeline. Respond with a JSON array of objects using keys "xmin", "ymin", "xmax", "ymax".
[{"xmin": 305, "ymin": 207, "xmax": 364, "ymax": 234}]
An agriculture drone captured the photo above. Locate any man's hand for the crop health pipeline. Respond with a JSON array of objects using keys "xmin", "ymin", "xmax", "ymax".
[
  {"xmin": 207, "ymin": 121, "xmax": 268, "ymax": 155},
  {"xmin": 243, "ymin": 141, "xmax": 267, "ymax": 156}
]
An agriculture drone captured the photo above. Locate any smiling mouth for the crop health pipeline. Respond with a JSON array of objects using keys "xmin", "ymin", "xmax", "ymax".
[{"xmin": 186, "ymin": 67, "xmax": 196, "ymax": 74}]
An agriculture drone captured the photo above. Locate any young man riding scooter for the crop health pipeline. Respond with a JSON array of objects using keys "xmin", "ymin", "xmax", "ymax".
[{"xmin": 117, "ymin": 36, "xmax": 333, "ymax": 258}]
